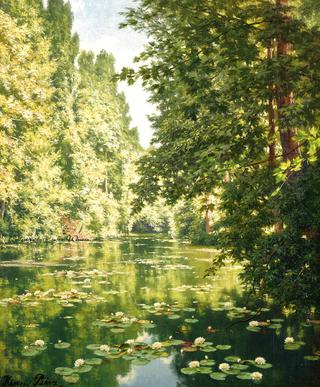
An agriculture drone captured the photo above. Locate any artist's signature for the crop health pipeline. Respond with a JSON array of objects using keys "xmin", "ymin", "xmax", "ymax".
[{"xmin": 0, "ymin": 374, "xmax": 62, "ymax": 387}]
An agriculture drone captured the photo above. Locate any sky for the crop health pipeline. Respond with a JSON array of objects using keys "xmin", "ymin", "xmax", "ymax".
[{"xmin": 67, "ymin": 0, "xmax": 155, "ymax": 148}]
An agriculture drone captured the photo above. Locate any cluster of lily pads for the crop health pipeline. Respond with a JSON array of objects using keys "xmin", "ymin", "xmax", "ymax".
[
  {"xmin": 181, "ymin": 351, "xmax": 273, "ymax": 382},
  {"xmin": 92, "ymin": 311, "xmax": 156, "ymax": 333},
  {"xmin": 140, "ymin": 302, "xmax": 199, "ymax": 323}
]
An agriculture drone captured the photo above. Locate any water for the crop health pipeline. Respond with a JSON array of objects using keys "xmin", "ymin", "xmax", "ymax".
[{"xmin": 0, "ymin": 236, "xmax": 319, "ymax": 387}]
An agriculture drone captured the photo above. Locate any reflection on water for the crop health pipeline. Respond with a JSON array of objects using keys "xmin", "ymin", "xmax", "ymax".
[{"xmin": 0, "ymin": 236, "xmax": 319, "ymax": 386}]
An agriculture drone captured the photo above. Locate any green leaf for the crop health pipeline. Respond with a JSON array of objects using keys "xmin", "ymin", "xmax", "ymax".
[
  {"xmin": 210, "ymin": 372, "xmax": 227, "ymax": 381},
  {"xmin": 236, "ymin": 373, "xmax": 253, "ymax": 380},
  {"xmin": 168, "ymin": 314, "xmax": 181, "ymax": 319},
  {"xmin": 232, "ymin": 364, "xmax": 249, "ymax": 370},
  {"xmin": 200, "ymin": 359, "xmax": 216, "ymax": 366},
  {"xmin": 184, "ymin": 318, "xmax": 199, "ymax": 324},
  {"xmin": 110, "ymin": 328, "xmax": 125, "ymax": 333},
  {"xmin": 86, "ymin": 344, "xmax": 101, "ymax": 350},
  {"xmin": 55, "ymin": 367, "xmax": 74, "ymax": 376},
  {"xmin": 224, "ymin": 356, "xmax": 241, "ymax": 363},
  {"xmin": 54, "ymin": 342, "xmax": 71, "ymax": 349},
  {"xmin": 198, "ymin": 367, "xmax": 212, "ymax": 374},
  {"xmin": 21, "ymin": 348, "xmax": 42, "ymax": 357},
  {"xmin": 181, "ymin": 367, "xmax": 197, "ymax": 375},
  {"xmin": 254, "ymin": 363, "xmax": 272, "ymax": 369},
  {"xmin": 73, "ymin": 365, "xmax": 93, "ymax": 373},
  {"xmin": 304, "ymin": 356, "xmax": 320, "ymax": 361},
  {"xmin": 85, "ymin": 358, "xmax": 103, "ymax": 365},
  {"xmin": 63, "ymin": 374, "xmax": 80, "ymax": 384}
]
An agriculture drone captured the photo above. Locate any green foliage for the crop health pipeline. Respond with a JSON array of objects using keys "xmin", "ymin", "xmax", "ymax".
[
  {"xmin": 122, "ymin": 0, "xmax": 320, "ymax": 313},
  {"xmin": 0, "ymin": 1, "xmax": 141, "ymax": 242}
]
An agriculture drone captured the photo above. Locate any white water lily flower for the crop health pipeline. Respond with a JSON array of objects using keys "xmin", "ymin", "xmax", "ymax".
[
  {"xmin": 251, "ymin": 372, "xmax": 263, "ymax": 381},
  {"xmin": 161, "ymin": 302, "xmax": 166, "ymax": 306},
  {"xmin": 154, "ymin": 302, "xmax": 161, "ymax": 308},
  {"xmin": 169, "ymin": 336, "xmax": 173, "ymax": 340},
  {"xmin": 130, "ymin": 318, "xmax": 138, "ymax": 323},
  {"xmin": 74, "ymin": 359, "xmax": 85, "ymax": 368},
  {"xmin": 151, "ymin": 342, "xmax": 162, "ymax": 350},
  {"xmin": 194, "ymin": 337, "xmax": 206, "ymax": 346},
  {"xmin": 84, "ymin": 278, "xmax": 91, "ymax": 283},
  {"xmin": 285, "ymin": 337, "xmax": 294, "ymax": 344},
  {"xmin": 100, "ymin": 345, "xmax": 110, "ymax": 352},
  {"xmin": 219, "ymin": 363, "xmax": 230, "ymax": 372},
  {"xmin": 126, "ymin": 339, "xmax": 135, "ymax": 346},
  {"xmin": 127, "ymin": 348, "xmax": 133, "ymax": 354},
  {"xmin": 58, "ymin": 340, "xmax": 62, "ymax": 343},
  {"xmin": 249, "ymin": 320, "xmax": 259, "ymax": 327},
  {"xmin": 70, "ymin": 289, "xmax": 78, "ymax": 294},
  {"xmin": 224, "ymin": 302, "xmax": 232, "ymax": 308},
  {"xmin": 188, "ymin": 361, "xmax": 200, "ymax": 368},
  {"xmin": 121, "ymin": 317, "xmax": 130, "ymax": 323},
  {"xmin": 255, "ymin": 357, "xmax": 266, "ymax": 365},
  {"xmin": 34, "ymin": 340, "xmax": 45, "ymax": 347},
  {"xmin": 115, "ymin": 312, "xmax": 124, "ymax": 318},
  {"xmin": 34, "ymin": 290, "xmax": 41, "ymax": 296}
]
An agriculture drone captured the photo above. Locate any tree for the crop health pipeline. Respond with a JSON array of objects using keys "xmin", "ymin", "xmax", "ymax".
[{"xmin": 121, "ymin": 0, "xmax": 320, "ymax": 313}]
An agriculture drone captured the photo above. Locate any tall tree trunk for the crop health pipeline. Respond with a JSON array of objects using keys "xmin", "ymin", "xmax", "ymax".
[
  {"xmin": 267, "ymin": 45, "xmax": 276, "ymax": 168},
  {"xmin": 276, "ymin": 0, "xmax": 300, "ymax": 162},
  {"xmin": 1, "ymin": 199, "xmax": 6, "ymax": 221},
  {"xmin": 268, "ymin": 43, "xmax": 283, "ymax": 233}
]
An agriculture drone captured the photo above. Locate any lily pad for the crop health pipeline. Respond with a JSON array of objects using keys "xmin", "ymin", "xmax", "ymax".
[
  {"xmin": 268, "ymin": 323, "xmax": 282, "ymax": 329},
  {"xmin": 210, "ymin": 372, "xmax": 227, "ymax": 381},
  {"xmin": 54, "ymin": 342, "xmax": 71, "ymax": 349},
  {"xmin": 254, "ymin": 363, "xmax": 272, "ymax": 369},
  {"xmin": 232, "ymin": 364, "xmax": 249, "ymax": 370},
  {"xmin": 271, "ymin": 318, "xmax": 284, "ymax": 323},
  {"xmin": 110, "ymin": 328, "xmax": 125, "ymax": 333},
  {"xmin": 304, "ymin": 356, "xmax": 320, "ymax": 361},
  {"xmin": 183, "ymin": 307, "xmax": 196, "ymax": 312},
  {"xmin": 21, "ymin": 348, "xmax": 42, "ymax": 357},
  {"xmin": 86, "ymin": 344, "xmax": 101, "ymax": 350},
  {"xmin": 73, "ymin": 365, "xmax": 93, "ymax": 373},
  {"xmin": 55, "ymin": 367, "xmax": 74, "ymax": 376},
  {"xmin": 85, "ymin": 358, "xmax": 103, "ymax": 365},
  {"xmin": 200, "ymin": 359, "xmax": 216, "ymax": 366},
  {"xmin": 63, "ymin": 375, "xmax": 80, "ymax": 384},
  {"xmin": 168, "ymin": 314, "xmax": 181, "ymax": 320},
  {"xmin": 200, "ymin": 346, "xmax": 216, "ymax": 352},
  {"xmin": 184, "ymin": 318, "xmax": 199, "ymax": 324},
  {"xmin": 181, "ymin": 367, "xmax": 197, "ymax": 375},
  {"xmin": 198, "ymin": 367, "xmax": 212, "ymax": 374},
  {"xmin": 224, "ymin": 356, "xmax": 241, "ymax": 363},
  {"xmin": 236, "ymin": 373, "xmax": 253, "ymax": 380}
]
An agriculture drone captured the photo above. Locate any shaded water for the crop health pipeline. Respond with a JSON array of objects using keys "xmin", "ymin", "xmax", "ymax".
[{"xmin": 0, "ymin": 236, "xmax": 319, "ymax": 387}]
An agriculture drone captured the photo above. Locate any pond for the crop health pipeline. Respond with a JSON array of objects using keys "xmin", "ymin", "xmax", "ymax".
[{"xmin": 0, "ymin": 236, "xmax": 319, "ymax": 387}]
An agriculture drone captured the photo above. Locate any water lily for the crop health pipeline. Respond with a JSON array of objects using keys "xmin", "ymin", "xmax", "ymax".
[
  {"xmin": 224, "ymin": 302, "xmax": 232, "ymax": 308},
  {"xmin": 251, "ymin": 372, "xmax": 263, "ymax": 381},
  {"xmin": 154, "ymin": 302, "xmax": 161, "ymax": 308},
  {"xmin": 169, "ymin": 336, "xmax": 173, "ymax": 340},
  {"xmin": 126, "ymin": 339, "xmax": 135, "ymax": 346},
  {"xmin": 255, "ymin": 357, "xmax": 266, "ymax": 365},
  {"xmin": 151, "ymin": 342, "xmax": 162, "ymax": 350},
  {"xmin": 100, "ymin": 345, "xmax": 110, "ymax": 352},
  {"xmin": 70, "ymin": 289, "xmax": 78, "ymax": 295},
  {"xmin": 115, "ymin": 312, "xmax": 124, "ymax": 318},
  {"xmin": 84, "ymin": 278, "xmax": 91, "ymax": 283},
  {"xmin": 127, "ymin": 348, "xmax": 134, "ymax": 354},
  {"xmin": 121, "ymin": 317, "xmax": 130, "ymax": 323},
  {"xmin": 285, "ymin": 337, "xmax": 294, "ymax": 344},
  {"xmin": 219, "ymin": 363, "xmax": 230, "ymax": 372},
  {"xmin": 34, "ymin": 340, "xmax": 45, "ymax": 347},
  {"xmin": 188, "ymin": 361, "xmax": 200, "ymax": 368},
  {"xmin": 249, "ymin": 320, "xmax": 259, "ymax": 327},
  {"xmin": 194, "ymin": 337, "xmax": 206, "ymax": 346},
  {"xmin": 34, "ymin": 290, "xmax": 41, "ymax": 296},
  {"xmin": 74, "ymin": 359, "xmax": 85, "ymax": 368}
]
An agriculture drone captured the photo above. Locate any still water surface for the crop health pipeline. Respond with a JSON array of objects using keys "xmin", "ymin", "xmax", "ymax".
[{"xmin": 0, "ymin": 236, "xmax": 319, "ymax": 386}]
